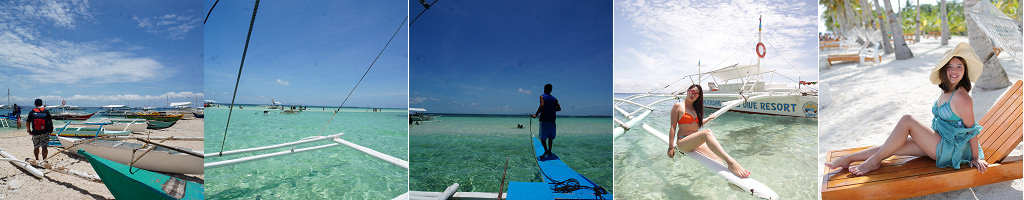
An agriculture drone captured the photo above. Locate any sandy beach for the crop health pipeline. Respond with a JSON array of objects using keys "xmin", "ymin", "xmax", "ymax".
[
  {"xmin": 0, "ymin": 117, "xmax": 204, "ymax": 199},
  {"xmin": 819, "ymin": 36, "xmax": 1023, "ymax": 199}
]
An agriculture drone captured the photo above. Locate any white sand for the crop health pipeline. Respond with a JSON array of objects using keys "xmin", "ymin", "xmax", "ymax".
[
  {"xmin": 819, "ymin": 36, "xmax": 1023, "ymax": 199},
  {"xmin": 0, "ymin": 118, "xmax": 204, "ymax": 199}
]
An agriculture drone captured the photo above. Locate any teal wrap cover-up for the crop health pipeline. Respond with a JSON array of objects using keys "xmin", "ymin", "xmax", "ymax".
[{"xmin": 931, "ymin": 90, "xmax": 983, "ymax": 169}]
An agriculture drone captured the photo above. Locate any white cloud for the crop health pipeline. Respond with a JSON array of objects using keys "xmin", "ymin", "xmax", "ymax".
[
  {"xmin": 132, "ymin": 14, "xmax": 201, "ymax": 40},
  {"xmin": 409, "ymin": 96, "xmax": 439, "ymax": 104},
  {"xmin": 0, "ymin": 1, "xmax": 170, "ymax": 85},
  {"xmin": 615, "ymin": 0, "xmax": 818, "ymax": 93},
  {"xmin": 275, "ymin": 79, "xmax": 290, "ymax": 86},
  {"xmin": 517, "ymin": 88, "xmax": 532, "ymax": 95},
  {"xmin": 34, "ymin": 91, "xmax": 203, "ymax": 102}
]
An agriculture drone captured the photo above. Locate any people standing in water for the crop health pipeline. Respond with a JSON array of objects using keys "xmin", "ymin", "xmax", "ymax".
[
  {"xmin": 668, "ymin": 84, "xmax": 751, "ymax": 178},
  {"xmin": 26, "ymin": 99, "xmax": 53, "ymax": 161},
  {"xmin": 531, "ymin": 83, "xmax": 561, "ymax": 160},
  {"xmin": 826, "ymin": 43, "xmax": 988, "ymax": 175}
]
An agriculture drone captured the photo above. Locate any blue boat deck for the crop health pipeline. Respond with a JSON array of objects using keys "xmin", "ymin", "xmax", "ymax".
[{"xmin": 506, "ymin": 137, "xmax": 611, "ymax": 200}]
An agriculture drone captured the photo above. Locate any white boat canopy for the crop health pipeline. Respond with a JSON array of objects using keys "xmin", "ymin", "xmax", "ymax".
[
  {"xmin": 102, "ymin": 105, "xmax": 126, "ymax": 108},
  {"xmin": 170, "ymin": 102, "xmax": 192, "ymax": 107},
  {"xmin": 710, "ymin": 64, "xmax": 764, "ymax": 81},
  {"xmin": 409, "ymin": 108, "xmax": 427, "ymax": 112}
]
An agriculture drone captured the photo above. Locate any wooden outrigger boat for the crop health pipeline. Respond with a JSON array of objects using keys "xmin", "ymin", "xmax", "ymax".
[
  {"xmin": 59, "ymin": 136, "xmax": 204, "ymax": 174},
  {"xmin": 128, "ymin": 113, "xmax": 184, "ymax": 122},
  {"xmin": 79, "ymin": 149, "xmax": 203, "ymax": 200},
  {"xmin": 52, "ymin": 112, "xmax": 95, "ymax": 120}
]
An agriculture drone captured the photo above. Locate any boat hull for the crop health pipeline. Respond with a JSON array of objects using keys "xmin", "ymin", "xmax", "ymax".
[
  {"xmin": 61, "ymin": 137, "xmax": 203, "ymax": 174},
  {"xmin": 147, "ymin": 120, "xmax": 177, "ymax": 129},
  {"xmin": 52, "ymin": 113, "xmax": 95, "ymax": 120},
  {"xmin": 78, "ymin": 149, "xmax": 203, "ymax": 200},
  {"xmin": 702, "ymin": 92, "xmax": 818, "ymax": 118}
]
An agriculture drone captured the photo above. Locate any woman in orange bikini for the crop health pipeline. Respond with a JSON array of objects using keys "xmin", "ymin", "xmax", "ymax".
[{"xmin": 667, "ymin": 84, "xmax": 751, "ymax": 178}]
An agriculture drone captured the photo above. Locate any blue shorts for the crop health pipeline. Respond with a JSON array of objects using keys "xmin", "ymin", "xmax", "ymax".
[{"xmin": 540, "ymin": 121, "xmax": 556, "ymax": 140}]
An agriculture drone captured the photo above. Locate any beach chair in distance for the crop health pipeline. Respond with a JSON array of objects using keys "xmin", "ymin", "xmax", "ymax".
[
  {"xmin": 821, "ymin": 80, "xmax": 1024, "ymax": 200},
  {"xmin": 826, "ymin": 42, "xmax": 881, "ymax": 68}
]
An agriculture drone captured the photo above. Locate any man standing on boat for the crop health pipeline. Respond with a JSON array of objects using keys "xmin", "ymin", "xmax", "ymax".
[
  {"xmin": 26, "ymin": 99, "xmax": 53, "ymax": 161},
  {"xmin": 531, "ymin": 84, "xmax": 561, "ymax": 160}
]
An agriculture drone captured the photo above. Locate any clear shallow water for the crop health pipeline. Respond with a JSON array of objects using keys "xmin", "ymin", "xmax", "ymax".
[
  {"xmin": 613, "ymin": 93, "xmax": 817, "ymax": 199},
  {"xmin": 204, "ymin": 107, "xmax": 408, "ymax": 199},
  {"xmin": 409, "ymin": 115, "xmax": 613, "ymax": 193}
]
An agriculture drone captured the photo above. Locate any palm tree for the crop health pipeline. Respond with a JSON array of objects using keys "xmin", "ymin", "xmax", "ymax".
[
  {"xmin": 884, "ymin": 0, "xmax": 914, "ymax": 59},
  {"xmin": 966, "ymin": 0, "xmax": 1012, "ymax": 89},
  {"xmin": 941, "ymin": 0, "xmax": 950, "ymax": 45}
]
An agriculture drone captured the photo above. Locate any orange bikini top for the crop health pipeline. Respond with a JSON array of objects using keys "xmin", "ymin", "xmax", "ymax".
[{"xmin": 678, "ymin": 113, "xmax": 697, "ymax": 124}]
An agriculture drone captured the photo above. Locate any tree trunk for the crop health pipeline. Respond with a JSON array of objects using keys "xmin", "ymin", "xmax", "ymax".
[
  {"xmin": 965, "ymin": 0, "xmax": 1011, "ymax": 89},
  {"xmin": 874, "ymin": 0, "xmax": 894, "ymax": 53},
  {"xmin": 884, "ymin": 0, "xmax": 914, "ymax": 59},
  {"xmin": 915, "ymin": 0, "xmax": 921, "ymax": 42},
  {"xmin": 940, "ymin": 0, "xmax": 950, "ymax": 45}
]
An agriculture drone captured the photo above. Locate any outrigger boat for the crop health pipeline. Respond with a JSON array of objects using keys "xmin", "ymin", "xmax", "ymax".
[
  {"xmin": 79, "ymin": 150, "xmax": 203, "ymax": 200},
  {"xmin": 52, "ymin": 112, "xmax": 95, "ymax": 120},
  {"xmin": 59, "ymin": 136, "xmax": 203, "ymax": 174},
  {"xmin": 612, "ymin": 16, "xmax": 791, "ymax": 200},
  {"xmin": 51, "ymin": 122, "xmax": 132, "ymax": 137}
]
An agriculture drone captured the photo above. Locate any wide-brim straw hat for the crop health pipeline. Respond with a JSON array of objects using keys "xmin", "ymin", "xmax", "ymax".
[{"xmin": 930, "ymin": 42, "xmax": 984, "ymax": 85}]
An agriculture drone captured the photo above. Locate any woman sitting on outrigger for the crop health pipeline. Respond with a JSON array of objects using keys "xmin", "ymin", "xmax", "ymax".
[
  {"xmin": 825, "ymin": 43, "xmax": 989, "ymax": 175},
  {"xmin": 668, "ymin": 84, "xmax": 751, "ymax": 178}
]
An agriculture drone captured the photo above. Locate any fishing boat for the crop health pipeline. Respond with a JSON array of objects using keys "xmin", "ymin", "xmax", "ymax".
[
  {"xmin": 99, "ymin": 105, "xmax": 134, "ymax": 116},
  {"xmin": 60, "ymin": 137, "xmax": 203, "ymax": 174},
  {"xmin": 504, "ymin": 136, "xmax": 612, "ymax": 199},
  {"xmin": 128, "ymin": 113, "xmax": 184, "ymax": 122},
  {"xmin": 78, "ymin": 149, "xmax": 203, "ymax": 200},
  {"xmin": 146, "ymin": 120, "xmax": 177, "ymax": 129},
  {"xmin": 51, "ymin": 123, "xmax": 132, "ymax": 137},
  {"xmin": 193, "ymin": 108, "xmax": 204, "ymax": 118},
  {"xmin": 52, "ymin": 112, "xmax": 95, "ymax": 120},
  {"xmin": 83, "ymin": 118, "xmax": 148, "ymax": 133}
]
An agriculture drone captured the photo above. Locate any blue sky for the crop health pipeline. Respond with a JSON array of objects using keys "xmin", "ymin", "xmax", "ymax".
[
  {"xmin": 614, "ymin": 0, "xmax": 819, "ymax": 93},
  {"xmin": 204, "ymin": 0, "xmax": 408, "ymax": 108},
  {"xmin": 0, "ymin": 0, "xmax": 203, "ymax": 107},
  {"xmin": 409, "ymin": 0, "xmax": 612, "ymax": 116}
]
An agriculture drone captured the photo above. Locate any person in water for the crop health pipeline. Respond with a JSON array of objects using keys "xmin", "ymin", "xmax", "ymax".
[
  {"xmin": 668, "ymin": 84, "xmax": 751, "ymax": 178},
  {"xmin": 531, "ymin": 83, "xmax": 561, "ymax": 160},
  {"xmin": 826, "ymin": 43, "xmax": 988, "ymax": 175},
  {"xmin": 26, "ymin": 99, "xmax": 53, "ymax": 161}
]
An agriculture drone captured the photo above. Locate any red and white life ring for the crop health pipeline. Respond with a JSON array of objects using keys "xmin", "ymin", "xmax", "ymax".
[{"xmin": 755, "ymin": 43, "xmax": 766, "ymax": 58}]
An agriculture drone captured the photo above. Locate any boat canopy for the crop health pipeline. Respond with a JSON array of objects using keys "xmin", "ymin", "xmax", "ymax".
[
  {"xmin": 170, "ymin": 102, "xmax": 192, "ymax": 107},
  {"xmin": 409, "ymin": 108, "xmax": 427, "ymax": 112},
  {"xmin": 102, "ymin": 105, "xmax": 126, "ymax": 108},
  {"xmin": 709, "ymin": 64, "xmax": 764, "ymax": 81}
]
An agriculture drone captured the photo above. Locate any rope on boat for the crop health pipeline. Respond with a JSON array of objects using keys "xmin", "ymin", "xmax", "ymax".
[
  {"xmin": 316, "ymin": 16, "xmax": 408, "ymax": 137},
  {"xmin": 203, "ymin": 0, "xmax": 220, "ymax": 24},
  {"xmin": 220, "ymin": 0, "xmax": 261, "ymax": 156},
  {"xmin": 410, "ymin": 0, "xmax": 439, "ymax": 26}
]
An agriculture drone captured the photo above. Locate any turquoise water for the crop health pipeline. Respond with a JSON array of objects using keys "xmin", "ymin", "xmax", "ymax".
[
  {"xmin": 613, "ymin": 93, "xmax": 817, "ymax": 199},
  {"xmin": 409, "ymin": 115, "xmax": 613, "ymax": 193},
  {"xmin": 204, "ymin": 107, "xmax": 408, "ymax": 199}
]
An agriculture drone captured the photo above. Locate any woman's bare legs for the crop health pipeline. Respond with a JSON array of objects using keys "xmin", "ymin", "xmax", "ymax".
[
  {"xmin": 675, "ymin": 129, "xmax": 751, "ymax": 177},
  {"xmin": 841, "ymin": 115, "xmax": 940, "ymax": 175},
  {"xmin": 825, "ymin": 138, "xmax": 929, "ymax": 169}
]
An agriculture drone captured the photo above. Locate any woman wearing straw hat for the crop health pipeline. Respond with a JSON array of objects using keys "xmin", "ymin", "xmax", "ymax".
[{"xmin": 825, "ymin": 42, "xmax": 988, "ymax": 176}]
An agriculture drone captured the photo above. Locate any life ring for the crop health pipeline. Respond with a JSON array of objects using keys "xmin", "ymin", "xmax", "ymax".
[{"xmin": 755, "ymin": 43, "xmax": 766, "ymax": 58}]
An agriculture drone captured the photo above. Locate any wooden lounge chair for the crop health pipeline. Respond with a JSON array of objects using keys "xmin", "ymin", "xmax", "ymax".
[
  {"xmin": 821, "ymin": 80, "xmax": 1024, "ymax": 200},
  {"xmin": 826, "ymin": 42, "xmax": 881, "ymax": 68}
]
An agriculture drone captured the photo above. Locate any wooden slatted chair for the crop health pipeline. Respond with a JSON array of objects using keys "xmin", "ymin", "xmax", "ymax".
[{"xmin": 821, "ymin": 80, "xmax": 1024, "ymax": 200}]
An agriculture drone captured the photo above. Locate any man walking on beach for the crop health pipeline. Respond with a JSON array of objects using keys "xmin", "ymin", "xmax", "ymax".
[
  {"xmin": 26, "ymin": 99, "xmax": 53, "ymax": 161},
  {"xmin": 531, "ymin": 84, "xmax": 561, "ymax": 160}
]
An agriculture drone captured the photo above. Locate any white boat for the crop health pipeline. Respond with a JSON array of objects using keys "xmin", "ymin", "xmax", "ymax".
[
  {"xmin": 693, "ymin": 63, "xmax": 818, "ymax": 118},
  {"xmin": 409, "ymin": 108, "xmax": 436, "ymax": 122},
  {"xmin": 98, "ymin": 105, "xmax": 133, "ymax": 116},
  {"xmin": 58, "ymin": 136, "xmax": 204, "ymax": 174}
]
